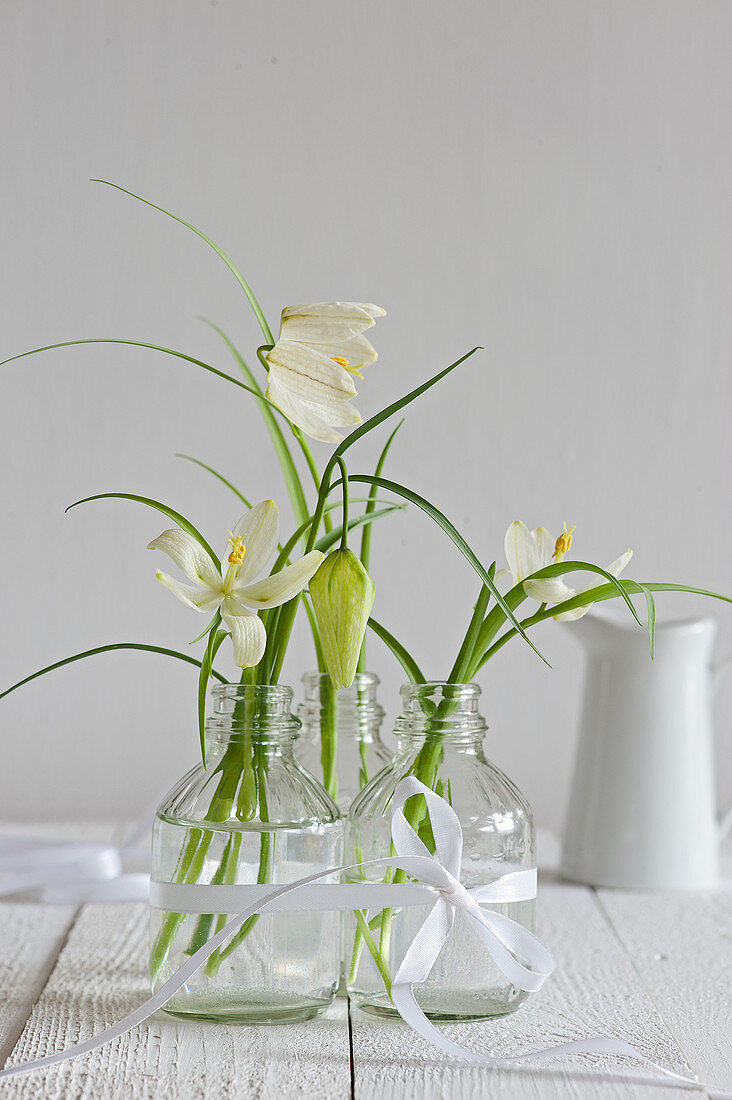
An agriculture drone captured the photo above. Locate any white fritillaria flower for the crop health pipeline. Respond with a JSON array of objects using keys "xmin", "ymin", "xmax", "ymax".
[
  {"xmin": 500, "ymin": 520, "xmax": 632, "ymax": 621},
  {"xmin": 148, "ymin": 500, "xmax": 323, "ymax": 667},
  {"xmin": 265, "ymin": 301, "xmax": 386, "ymax": 444}
]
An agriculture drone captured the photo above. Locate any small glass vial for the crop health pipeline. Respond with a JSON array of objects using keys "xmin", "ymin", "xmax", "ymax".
[
  {"xmin": 296, "ymin": 671, "xmax": 392, "ymax": 811},
  {"xmin": 150, "ymin": 684, "xmax": 342, "ymax": 1024},
  {"xmin": 345, "ymin": 681, "xmax": 535, "ymax": 1020}
]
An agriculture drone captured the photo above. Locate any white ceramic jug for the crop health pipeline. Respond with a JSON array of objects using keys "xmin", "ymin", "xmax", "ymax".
[{"xmin": 560, "ymin": 613, "xmax": 732, "ymax": 890}]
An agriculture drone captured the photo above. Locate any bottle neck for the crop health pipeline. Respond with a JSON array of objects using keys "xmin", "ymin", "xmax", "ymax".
[
  {"xmin": 205, "ymin": 683, "xmax": 300, "ymax": 758},
  {"xmin": 298, "ymin": 671, "xmax": 385, "ymax": 741},
  {"xmin": 394, "ymin": 681, "xmax": 487, "ymax": 750}
]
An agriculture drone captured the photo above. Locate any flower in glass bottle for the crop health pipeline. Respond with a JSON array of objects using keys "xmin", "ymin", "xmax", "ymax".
[{"xmin": 148, "ymin": 499, "xmax": 323, "ymax": 666}]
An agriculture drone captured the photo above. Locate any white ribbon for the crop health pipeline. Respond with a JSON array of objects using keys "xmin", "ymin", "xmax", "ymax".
[
  {"xmin": 0, "ymin": 836, "xmax": 149, "ymax": 905},
  {"xmin": 1, "ymin": 777, "xmax": 731, "ymax": 1098}
]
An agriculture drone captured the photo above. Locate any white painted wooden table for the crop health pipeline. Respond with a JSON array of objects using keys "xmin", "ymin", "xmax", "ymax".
[{"xmin": 1, "ymin": 824, "xmax": 731, "ymax": 1099}]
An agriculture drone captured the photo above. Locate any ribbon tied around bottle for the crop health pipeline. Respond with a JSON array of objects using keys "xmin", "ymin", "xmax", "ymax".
[{"xmin": 2, "ymin": 777, "xmax": 731, "ymax": 1097}]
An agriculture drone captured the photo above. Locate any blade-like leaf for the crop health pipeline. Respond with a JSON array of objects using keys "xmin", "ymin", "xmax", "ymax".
[
  {"xmin": 0, "ymin": 643, "xmax": 228, "ymax": 703},
  {"xmin": 367, "ymin": 617, "xmax": 426, "ymax": 684},
  {"xmin": 449, "ymin": 570, "xmax": 495, "ymax": 683},
  {"xmin": 66, "ymin": 492, "xmax": 221, "ymax": 571},
  {"xmin": 176, "ymin": 454, "xmax": 252, "ymax": 508},
  {"xmin": 92, "ymin": 181, "xmax": 275, "ymax": 344},
  {"xmin": 475, "ymin": 579, "xmax": 732, "ymax": 669},
  {"xmin": 272, "ymin": 504, "xmax": 405, "ymax": 574},
  {"xmin": 201, "ymin": 320, "xmax": 310, "ymax": 528},
  {"xmin": 634, "ymin": 579, "xmax": 657, "ymax": 659},
  {"xmin": 335, "ymin": 348, "xmax": 480, "ymax": 463},
  {"xmin": 347, "ymin": 474, "xmax": 549, "ymax": 666},
  {"xmin": 0, "ymin": 338, "xmax": 278, "ymax": 408},
  {"xmin": 360, "ymin": 419, "xmax": 404, "ymax": 573},
  {"xmin": 198, "ymin": 621, "xmax": 227, "ymax": 767},
  {"xmin": 522, "ymin": 559, "xmax": 643, "ymax": 627}
]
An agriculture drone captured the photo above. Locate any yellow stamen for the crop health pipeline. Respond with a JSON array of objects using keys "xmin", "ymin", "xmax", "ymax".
[
  {"xmin": 227, "ymin": 533, "xmax": 246, "ymax": 565},
  {"xmin": 553, "ymin": 522, "xmax": 576, "ymax": 560},
  {"xmin": 331, "ymin": 356, "xmax": 349, "ymax": 368}
]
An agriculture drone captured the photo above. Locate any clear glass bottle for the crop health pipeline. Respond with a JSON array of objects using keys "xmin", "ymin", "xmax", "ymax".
[
  {"xmin": 296, "ymin": 671, "xmax": 392, "ymax": 811},
  {"xmin": 345, "ymin": 681, "xmax": 535, "ymax": 1020},
  {"xmin": 150, "ymin": 684, "xmax": 342, "ymax": 1024}
]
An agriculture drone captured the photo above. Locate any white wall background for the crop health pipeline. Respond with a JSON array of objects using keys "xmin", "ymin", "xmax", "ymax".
[{"xmin": 1, "ymin": 0, "xmax": 731, "ymax": 832}]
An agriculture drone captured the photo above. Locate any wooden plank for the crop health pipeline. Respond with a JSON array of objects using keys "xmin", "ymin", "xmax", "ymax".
[
  {"xmin": 0, "ymin": 821, "xmax": 119, "ymax": 1069},
  {"xmin": 0, "ymin": 902, "xmax": 77, "ymax": 1068},
  {"xmin": 350, "ymin": 881, "xmax": 701, "ymax": 1099},
  {"xmin": 597, "ymin": 884, "xmax": 732, "ymax": 1094},
  {"xmin": 1, "ymin": 902, "xmax": 352, "ymax": 1099}
]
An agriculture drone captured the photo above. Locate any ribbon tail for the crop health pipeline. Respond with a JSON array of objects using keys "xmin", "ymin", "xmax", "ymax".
[
  {"xmin": 467, "ymin": 907, "xmax": 555, "ymax": 993},
  {"xmin": 389, "ymin": 981, "xmax": 732, "ymax": 1094}
]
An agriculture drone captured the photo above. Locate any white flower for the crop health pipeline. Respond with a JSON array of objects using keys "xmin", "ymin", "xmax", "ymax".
[
  {"xmin": 500, "ymin": 520, "xmax": 632, "ymax": 621},
  {"xmin": 148, "ymin": 500, "xmax": 324, "ymax": 667},
  {"xmin": 265, "ymin": 301, "xmax": 386, "ymax": 443},
  {"xmin": 279, "ymin": 302, "xmax": 386, "ymax": 378}
]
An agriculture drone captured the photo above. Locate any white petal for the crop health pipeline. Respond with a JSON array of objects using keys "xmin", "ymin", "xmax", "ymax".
[
  {"xmin": 266, "ymin": 376, "xmax": 349, "ymax": 443},
  {"xmin": 155, "ymin": 570, "xmax": 222, "ymax": 612},
  {"xmin": 532, "ymin": 528, "xmax": 555, "ymax": 568},
  {"xmin": 524, "ymin": 577, "xmax": 577, "ymax": 602},
  {"xmin": 553, "ymin": 550, "xmax": 633, "ymax": 622},
  {"xmin": 553, "ymin": 604, "xmax": 591, "ymax": 622},
  {"xmin": 504, "ymin": 521, "xmax": 539, "ymax": 583},
  {"xmin": 278, "ymin": 332, "xmax": 378, "ymax": 371},
  {"xmin": 280, "ymin": 301, "xmax": 385, "ymax": 339},
  {"xmin": 266, "ymin": 342, "xmax": 357, "ymax": 399},
  {"xmin": 220, "ymin": 607, "xmax": 267, "ymax": 668},
  {"xmin": 147, "ymin": 528, "xmax": 221, "ymax": 589},
  {"xmin": 606, "ymin": 549, "xmax": 633, "ymax": 577},
  {"xmin": 236, "ymin": 551, "xmax": 324, "ymax": 609},
  {"xmin": 230, "ymin": 501, "xmax": 280, "ymax": 584},
  {"xmin": 295, "ymin": 394, "xmax": 362, "ymax": 428}
]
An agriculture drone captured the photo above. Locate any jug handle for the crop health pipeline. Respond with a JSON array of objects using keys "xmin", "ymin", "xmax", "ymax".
[{"xmin": 713, "ymin": 655, "xmax": 732, "ymax": 840}]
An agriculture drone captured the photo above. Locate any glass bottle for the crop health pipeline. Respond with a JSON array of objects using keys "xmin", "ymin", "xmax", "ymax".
[
  {"xmin": 296, "ymin": 671, "xmax": 392, "ymax": 811},
  {"xmin": 345, "ymin": 681, "xmax": 535, "ymax": 1020},
  {"xmin": 150, "ymin": 683, "xmax": 342, "ymax": 1024}
]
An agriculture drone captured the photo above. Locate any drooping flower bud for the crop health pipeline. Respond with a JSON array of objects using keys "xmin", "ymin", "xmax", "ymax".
[{"xmin": 309, "ymin": 548, "xmax": 375, "ymax": 689}]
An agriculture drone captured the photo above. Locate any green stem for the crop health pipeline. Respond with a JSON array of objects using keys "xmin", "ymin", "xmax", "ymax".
[
  {"xmin": 354, "ymin": 910, "xmax": 392, "ymax": 997},
  {"xmin": 336, "ymin": 457, "xmax": 350, "ymax": 550},
  {"xmin": 320, "ymin": 676, "xmax": 338, "ymax": 800},
  {"xmin": 209, "ymin": 743, "xmax": 273, "ymax": 969},
  {"xmin": 150, "ymin": 744, "xmax": 241, "ymax": 980}
]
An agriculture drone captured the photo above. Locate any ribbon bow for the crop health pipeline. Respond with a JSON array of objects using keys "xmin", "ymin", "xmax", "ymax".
[{"xmin": 374, "ymin": 777, "xmax": 555, "ymax": 1055}]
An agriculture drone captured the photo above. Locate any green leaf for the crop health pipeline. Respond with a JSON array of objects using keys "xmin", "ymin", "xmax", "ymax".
[
  {"xmin": 336, "ymin": 348, "xmax": 480, "ymax": 463},
  {"xmin": 449, "ymin": 571, "xmax": 494, "ymax": 683},
  {"xmin": 0, "ymin": 643, "xmax": 228, "ymax": 703},
  {"xmin": 360, "ymin": 419, "xmax": 404, "ymax": 573},
  {"xmin": 272, "ymin": 504, "xmax": 405, "ymax": 574},
  {"xmin": 198, "ymin": 621, "xmax": 227, "ymax": 767},
  {"xmin": 475, "ymin": 579, "xmax": 732, "ymax": 669},
  {"xmin": 346, "ymin": 474, "xmax": 550, "ymax": 667},
  {"xmin": 201, "ymin": 320, "xmax": 310, "ymax": 529},
  {"xmin": 522, "ymin": 560, "xmax": 643, "ymax": 627},
  {"xmin": 66, "ymin": 492, "xmax": 221, "ymax": 571},
  {"xmin": 367, "ymin": 617, "xmax": 426, "ymax": 684},
  {"xmin": 176, "ymin": 454, "xmax": 252, "ymax": 508},
  {"xmin": 635, "ymin": 580, "xmax": 657, "ymax": 659},
  {"xmin": 0, "ymin": 338, "xmax": 278, "ymax": 408},
  {"xmin": 91, "ymin": 181, "xmax": 275, "ymax": 344}
]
